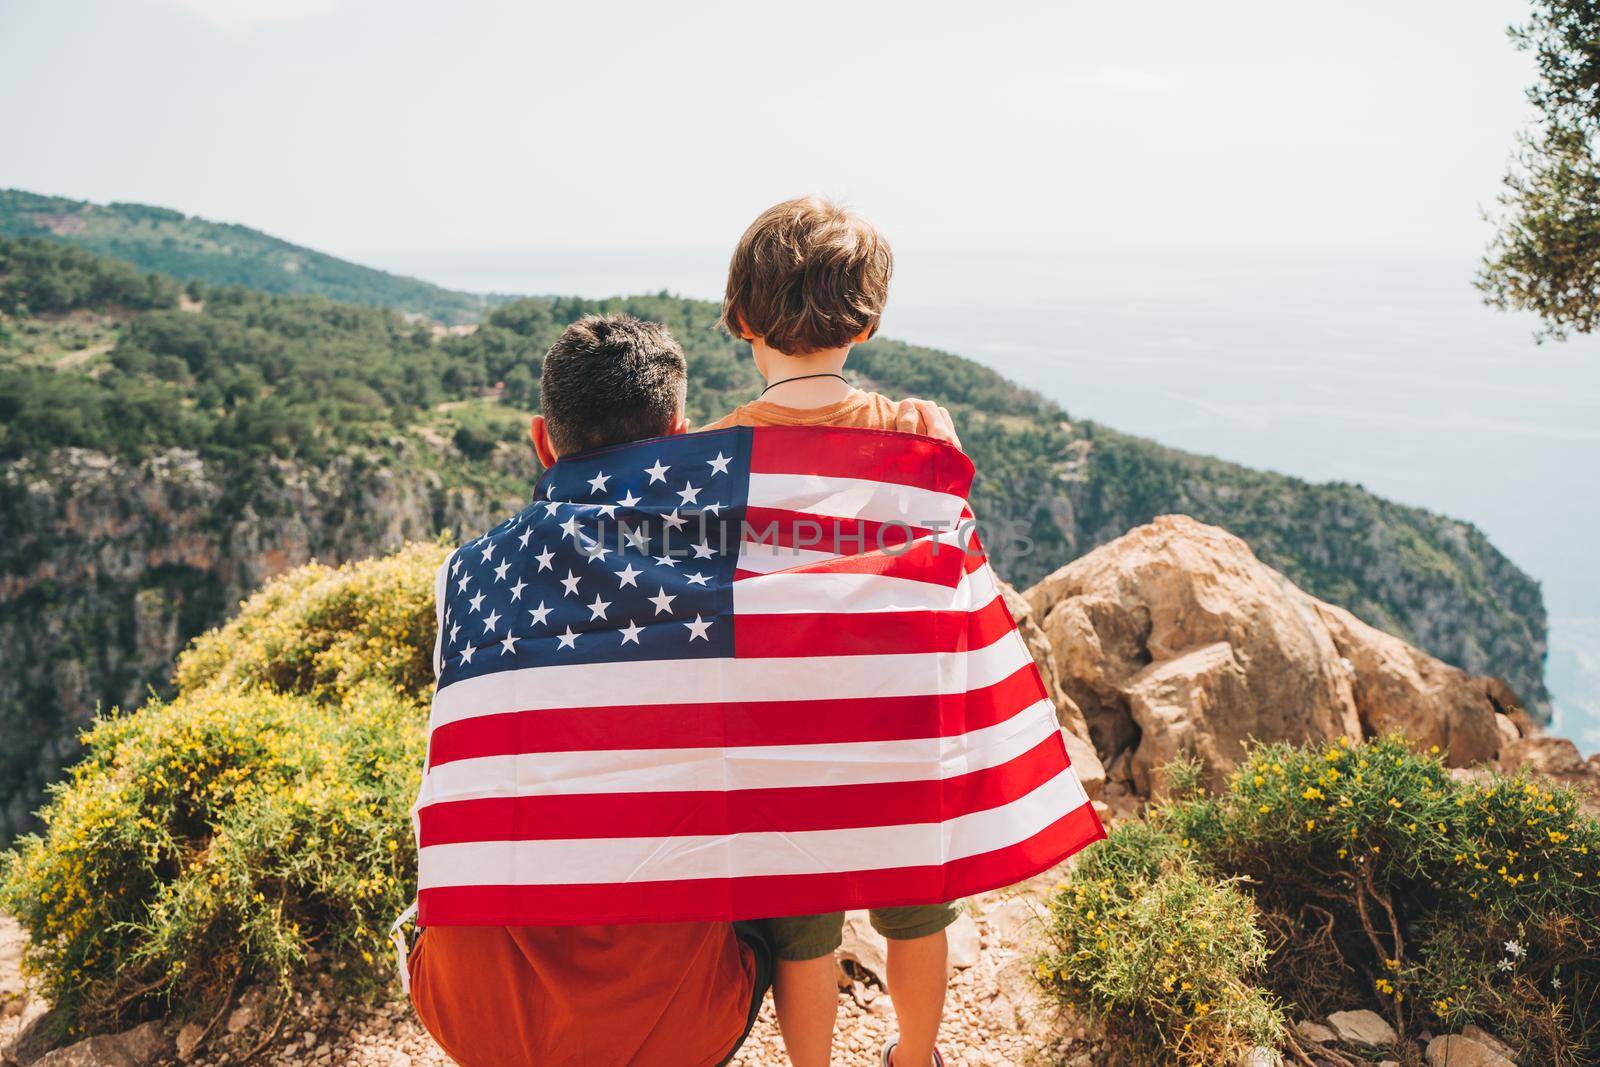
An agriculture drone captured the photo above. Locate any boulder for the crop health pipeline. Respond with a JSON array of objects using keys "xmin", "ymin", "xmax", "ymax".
[
  {"xmin": 1023, "ymin": 517, "xmax": 1523, "ymax": 795},
  {"xmin": 946, "ymin": 912, "xmax": 981, "ymax": 972},
  {"xmin": 835, "ymin": 912, "xmax": 888, "ymax": 989},
  {"xmin": 1426, "ymin": 1033, "xmax": 1516, "ymax": 1067},
  {"xmin": 1499, "ymin": 736, "xmax": 1587, "ymax": 776},
  {"xmin": 1315, "ymin": 602, "xmax": 1504, "ymax": 765},
  {"xmin": 998, "ymin": 581, "xmax": 1106, "ymax": 799},
  {"xmin": 1325, "ymin": 1009, "xmax": 1397, "ymax": 1047},
  {"xmin": 30, "ymin": 1022, "xmax": 166, "ymax": 1067}
]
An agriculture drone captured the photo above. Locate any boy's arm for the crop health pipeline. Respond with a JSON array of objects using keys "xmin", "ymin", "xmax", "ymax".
[{"xmin": 893, "ymin": 397, "xmax": 962, "ymax": 449}]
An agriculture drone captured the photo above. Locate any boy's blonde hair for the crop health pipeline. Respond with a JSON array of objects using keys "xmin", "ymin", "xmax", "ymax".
[{"xmin": 721, "ymin": 196, "xmax": 893, "ymax": 356}]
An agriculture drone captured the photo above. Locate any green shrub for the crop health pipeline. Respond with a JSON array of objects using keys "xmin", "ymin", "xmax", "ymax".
[
  {"xmin": 1036, "ymin": 822, "xmax": 1284, "ymax": 1064},
  {"xmin": 0, "ymin": 546, "xmax": 444, "ymax": 1036},
  {"xmin": 173, "ymin": 541, "xmax": 445, "ymax": 702},
  {"xmin": 0, "ymin": 682, "xmax": 422, "ymax": 1035},
  {"xmin": 1037, "ymin": 736, "xmax": 1600, "ymax": 1064}
]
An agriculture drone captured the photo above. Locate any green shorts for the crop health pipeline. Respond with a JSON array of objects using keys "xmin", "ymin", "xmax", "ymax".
[{"xmin": 769, "ymin": 903, "xmax": 962, "ymax": 962}]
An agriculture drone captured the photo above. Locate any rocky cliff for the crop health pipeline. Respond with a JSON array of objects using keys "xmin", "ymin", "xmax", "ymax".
[{"xmin": 0, "ymin": 445, "xmax": 529, "ymax": 836}]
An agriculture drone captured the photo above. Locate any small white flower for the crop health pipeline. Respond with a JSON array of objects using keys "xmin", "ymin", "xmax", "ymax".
[
  {"xmin": 1504, "ymin": 940, "xmax": 1526, "ymax": 959},
  {"xmin": 1552, "ymin": 976, "xmax": 1562, "ymax": 990},
  {"xmin": 1497, "ymin": 959, "xmax": 1515, "ymax": 973}
]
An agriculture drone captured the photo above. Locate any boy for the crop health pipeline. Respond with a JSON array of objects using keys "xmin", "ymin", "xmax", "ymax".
[
  {"xmin": 408, "ymin": 314, "xmax": 771, "ymax": 1067},
  {"xmin": 707, "ymin": 196, "xmax": 958, "ymax": 1067}
]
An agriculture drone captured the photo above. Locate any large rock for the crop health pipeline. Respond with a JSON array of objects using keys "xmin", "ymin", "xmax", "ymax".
[
  {"xmin": 1316, "ymin": 602, "xmax": 1505, "ymax": 766},
  {"xmin": 998, "ymin": 581, "xmax": 1106, "ymax": 799},
  {"xmin": 1024, "ymin": 517, "xmax": 1521, "ymax": 796},
  {"xmin": 29, "ymin": 1022, "xmax": 167, "ymax": 1067}
]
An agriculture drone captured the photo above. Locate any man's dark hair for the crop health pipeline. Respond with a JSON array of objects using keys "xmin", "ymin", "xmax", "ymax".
[{"xmin": 538, "ymin": 314, "xmax": 688, "ymax": 455}]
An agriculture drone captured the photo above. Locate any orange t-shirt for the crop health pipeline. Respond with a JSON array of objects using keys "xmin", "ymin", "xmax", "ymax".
[
  {"xmin": 706, "ymin": 388, "xmax": 927, "ymax": 433},
  {"xmin": 409, "ymin": 923, "xmax": 753, "ymax": 1067}
]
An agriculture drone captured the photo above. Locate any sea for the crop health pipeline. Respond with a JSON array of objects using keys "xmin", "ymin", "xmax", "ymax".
[{"xmin": 374, "ymin": 241, "xmax": 1600, "ymax": 753}]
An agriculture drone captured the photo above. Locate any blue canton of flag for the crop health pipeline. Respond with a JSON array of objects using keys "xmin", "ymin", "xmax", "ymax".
[{"xmin": 436, "ymin": 428, "xmax": 751, "ymax": 685}]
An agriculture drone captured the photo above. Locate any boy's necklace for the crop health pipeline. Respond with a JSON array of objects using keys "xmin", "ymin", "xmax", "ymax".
[{"xmin": 759, "ymin": 372, "xmax": 850, "ymax": 397}]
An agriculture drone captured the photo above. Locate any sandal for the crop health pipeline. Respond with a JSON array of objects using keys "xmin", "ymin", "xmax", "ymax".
[{"xmin": 880, "ymin": 1038, "xmax": 945, "ymax": 1067}]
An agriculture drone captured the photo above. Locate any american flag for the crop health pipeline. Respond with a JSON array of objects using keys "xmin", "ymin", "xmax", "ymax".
[{"xmin": 412, "ymin": 425, "xmax": 1104, "ymax": 925}]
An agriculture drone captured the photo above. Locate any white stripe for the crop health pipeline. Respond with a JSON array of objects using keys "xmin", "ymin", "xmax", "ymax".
[
  {"xmin": 734, "ymin": 540, "xmax": 839, "ymax": 574},
  {"xmin": 731, "ymin": 562, "xmax": 999, "ymax": 615},
  {"xmin": 417, "ymin": 697, "xmax": 1059, "ymax": 808},
  {"xmin": 748, "ymin": 471, "xmax": 967, "ymax": 529},
  {"xmin": 418, "ymin": 764, "xmax": 1088, "ymax": 889},
  {"xmin": 429, "ymin": 611, "xmax": 1027, "ymax": 728}
]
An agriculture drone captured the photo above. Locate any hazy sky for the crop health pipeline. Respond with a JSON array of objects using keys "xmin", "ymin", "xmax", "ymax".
[{"xmin": 1, "ymin": 0, "xmax": 1540, "ymax": 262}]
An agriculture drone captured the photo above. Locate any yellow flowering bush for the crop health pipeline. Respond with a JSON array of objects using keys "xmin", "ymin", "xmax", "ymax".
[
  {"xmin": 1036, "ymin": 822, "xmax": 1284, "ymax": 1065},
  {"xmin": 0, "ymin": 546, "xmax": 442, "ymax": 1036},
  {"xmin": 173, "ymin": 540, "xmax": 446, "ymax": 702},
  {"xmin": 1039, "ymin": 736, "xmax": 1600, "ymax": 1064}
]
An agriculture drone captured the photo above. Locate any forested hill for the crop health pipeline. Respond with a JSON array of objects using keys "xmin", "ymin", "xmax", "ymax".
[
  {"xmin": 0, "ymin": 233, "xmax": 1549, "ymax": 837},
  {"xmin": 0, "ymin": 189, "xmax": 501, "ymax": 324}
]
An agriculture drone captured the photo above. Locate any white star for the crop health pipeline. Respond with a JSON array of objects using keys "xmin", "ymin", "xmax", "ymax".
[
  {"xmin": 648, "ymin": 588, "xmax": 677, "ymax": 615},
  {"xmin": 480, "ymin": 540, "xmax": 496, "ymax": 562},
  {"xmin": 560, "ymin": 571, "xmax": 582, "ymax": 597},
  {"xmin": 615, "ymin": 563, "xmax": 641, "ymax": 587},
  {"xmin": 482, "ymin": 609, "xmax": 502, "ymax": 633},
  {"xmin": 620, "ymin": 620, "xmax": 643, "ymax": 645},
  {"xmin": 663, "ymin": 509, "xmax": 687, "ymax": 531},
  {"xmin": 623, "ymin": 526, "xmax": 650, "ymax": 551},
  {"xmin": 559, "ymin": 515, "xmax": 582, "ymax": 540},
  {"xmin": 456, "ymin": 573, "xmax": 472, "ymax": 593},
  {"xmin": 581, "ymin": 537, "xmax": 611, "ymax": 562},
  {"xmin": 653, "ymin": 554, "xmax": 678, "ymax": 568},
  {"xmin": 518, "ymin": 527, "xmax": 534, "ymax": 549},
  {"xmin": 587, "ymin": 594, "xmax": 611, "ymax": 621},
  {"xmin": 493, "ymin": 560, "xmax": 511, "ymax": 582},
  {"xmin": 469, "ymin": 591, "xmax": 486, "ymax": 613},
  {"xmin": 500, "ymin": 633, "xmax": 519, "ymax": 655},
  {"xmin": 595, "ymin": 502, "xmax": 618, "ymax": 519},
  {"xmin": 449, "ymin": 622, "xmax": 461, "ymax": 642},
  {"xmin": 587, "ymin": 470, "xmax": 611, "ymax": 494},
  {"xmin": 684, "ymin": 614, "xmax": 712, "ymax": 641},
  {"xmin": 528, "ymin": 601, "xmax": 552, "ymax": 626},
  {"xmin": 686, "ymin": 572, "xmax": 709, "ymax": 586},
  {"xmin": 458, "ymin": 644, "xmax": 476, "ymax": 664},
  {"xmin": 617, "ymin": 489, "xmax": 642, "ymax": 509},
  {"xmin": 557, "ymin": 627, "xmax": 578, "ymax": 650},
  {"xmin": 535, "ymin": 546, "xmax": 555, "ymax": 571},
  {"xmin": 644, "ymin": 459, "xmax": 670, "ymax": 484},
  {"xmin": 451, "ymin": 555, "xmax": 463, "ymax": 576},
  {"xmin": 509, "ymin": 578, "xmax": 527, "ymax": 601},
  {"xmin": 676, "ymin": 481, "xmax": 701, "ymax": 506},
  {"xmin": 544, "ymin": 500, "xmax": 562, "ymax": 516},
  {"xmin": 708, "ymin": 452, "xmax": 731, "ymax": 475},
  {"xmin": 703, "ymin": 502, "xmax": 723, "ymax": 516},
  {"xmin": 692, "ymin": 540, "xmax": 715, "ymax": 559}
]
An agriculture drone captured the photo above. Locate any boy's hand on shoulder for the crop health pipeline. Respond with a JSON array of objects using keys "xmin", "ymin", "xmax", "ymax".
[{"xmin": 894, "ymin": 397, "xmax": 962, "ymax": 449}]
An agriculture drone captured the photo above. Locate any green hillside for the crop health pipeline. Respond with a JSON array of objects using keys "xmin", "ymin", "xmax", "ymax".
[
  {"xmin": 0, "ymin": 231, "xmax": 1550, "ymax": 837},
  {"xmin": 0, "ymin": 188, "xmax": 500, "ymax": 324}
]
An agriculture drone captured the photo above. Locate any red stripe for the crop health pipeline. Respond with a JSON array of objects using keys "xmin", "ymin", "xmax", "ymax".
[
  {"xmin": 734, "ymin": 533, "xmax": 971, "ymax": 588},
  {"xmin": 749, "ymin": 425, "xmax": 974, "ymax": 497},
  {"xmin": 741, "ymin": 506, "xmax": 926, "ymax": 555},
  {"xmin": 416, "ymin": 798, "xmax": 1105, "ymax": 925},
  {"xmin": 425, "ymin": 661, "xmax": 1047, "ymax": 767},
  {"xmin": 418, "ymin": 731, "xmax": 1066, "ymax": 846},
  {"xmin": 733, "ymin": 593, "xmax": 1010, "ymax": 658}
]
